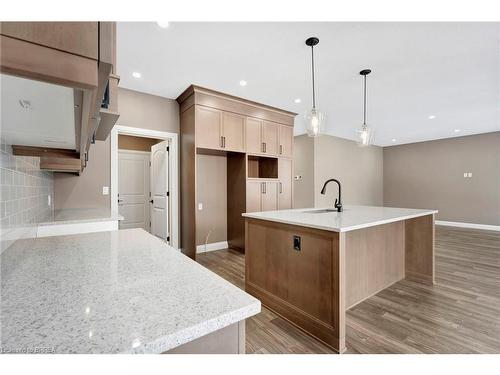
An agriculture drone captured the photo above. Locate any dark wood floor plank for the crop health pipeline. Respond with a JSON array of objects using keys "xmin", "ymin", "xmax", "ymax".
[{"xmin": 196, "ymin": 226, "xmax": 500, "ymax": 354}]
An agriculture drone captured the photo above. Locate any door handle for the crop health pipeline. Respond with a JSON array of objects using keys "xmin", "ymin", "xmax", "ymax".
[{"xmin": 149, "ymin": 200, "xmax": 153, "ymax": 204}]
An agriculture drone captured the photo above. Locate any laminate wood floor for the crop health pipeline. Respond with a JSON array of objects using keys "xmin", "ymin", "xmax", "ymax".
[{"xmin": 196, "ymin": 226, "xmax": 500, "ymax": 354}]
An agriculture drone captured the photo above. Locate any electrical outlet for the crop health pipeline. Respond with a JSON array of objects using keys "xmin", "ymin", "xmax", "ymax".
[
  {"xmin": 102, "ymin": 186, "xmax": 109, "ymax": 195},
  {"xmin": 467, "ymin": 172, "xmax": 472, "ymax": 178},
  {"xmin": 198, "ymin": 203, "xmax": 203, "ymax": 211},
  {"xmin": 463, "ymin": 172, "xmax": 468, "ymax": 178}
]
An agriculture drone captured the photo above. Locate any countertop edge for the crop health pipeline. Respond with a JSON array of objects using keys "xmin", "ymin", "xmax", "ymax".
[
  {"xmin": 242, "ymin": 210, "xmax": 438, "ymax": 233},
  {"xmin": 127, "ymin": 300, "xmax": 261, "ymax": 354}
]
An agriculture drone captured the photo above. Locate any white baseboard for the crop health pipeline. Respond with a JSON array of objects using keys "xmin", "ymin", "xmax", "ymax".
[
  {"xmin": 435, "ymin": 220, "xmax": 500, "ymax": 232},
  {"xmin": 196, "ymin": 241, "xmax": 229, "ymax": 254}
]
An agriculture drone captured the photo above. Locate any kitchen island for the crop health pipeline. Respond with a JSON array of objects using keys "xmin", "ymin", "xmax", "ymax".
[
  {"xmin": 243, "ymin": 205, "xmax": 437, "ymax": 353},
  {"xmin": 1, "ymin": 229, "xmax": 260, "ymax": 354}
]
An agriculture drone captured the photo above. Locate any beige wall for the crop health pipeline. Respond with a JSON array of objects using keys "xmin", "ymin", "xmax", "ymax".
[
  {"xmin": 384, "ymin": 132, "xmax": 500, "ymax": 225},
  {"xmin": 195, "ymin": 154, "xmax": 227, "ymax": 246},
  {"xmin": 54, "ymin": 88, "xmax": 180, "ymax": 210},
  {"xmin": 293, "ymin": 135, "xmax": 315, "ymax": 208},
  {"xmin": 294, "ymin": 134, "xmax": 384, "ymax": 208}
]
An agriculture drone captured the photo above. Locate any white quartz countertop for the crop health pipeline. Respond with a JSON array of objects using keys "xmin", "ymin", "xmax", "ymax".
[
  {"xmin": 38, "ymin": 208, "xmax": 124, "ymax": 226},
  {"xmin": 1, "ymin": 229, "xmax": 260, "ymax": 353},
  {"xmin": 243, "ymin": 205, "xmax": 438, "ymax": 232}
]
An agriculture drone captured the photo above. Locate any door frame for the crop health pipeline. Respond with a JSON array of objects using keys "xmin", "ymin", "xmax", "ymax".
[{"xmin": 111, "ymin": 125, "xmax": 179, "ymax": 249}]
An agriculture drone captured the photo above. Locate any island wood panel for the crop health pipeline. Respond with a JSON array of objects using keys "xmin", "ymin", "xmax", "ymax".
[
  {"xmin": 245, "ymin": 218, "xmax": 346, "ymax": 353},
  {"xmin": 180, "ymin": 106, "xmax": 197, "ymax": 259},
  {"xmin": 344, "ymin": 221, "xmax": 405, "ymax": 308},
  {"xmin": 405, "ymin": 214, "xmax": 435, "ymax": 284}
]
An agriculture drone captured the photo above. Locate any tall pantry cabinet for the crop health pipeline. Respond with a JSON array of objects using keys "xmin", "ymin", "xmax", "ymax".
[{"xmin": 177, "ymin": 85, "xmax": 296, "ymax": 259}]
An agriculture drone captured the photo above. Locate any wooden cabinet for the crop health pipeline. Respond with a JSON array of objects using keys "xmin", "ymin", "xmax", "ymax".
[
  {"xmin": 279, "ymin": 125, "xmax": 294, "ymax": 158},
  {"xmin": 195, "ymin": 106, "xmax": 222, "ymax": 149},
  {"xmin": 245, "ymin": 118, "xmax": 279, "ymax": 156},
  {"xmin": 222, "ymin": 112, "xmax": 245, "ymax": 152},
  {"xmin": 262, "ymin": 121, "xmax": 279, "ymax": 156},
  {"xmin": 195, "ymin": 107, "xmax": 245, "ymax": 152},
  {"xmin": 262, "ymin": 181, "xmax": 278, "ymax": 211},
  {"xmin": 245, "ymin": 118, "xmax": 262, "ymax": 154},
  {"xmin": 278, "ymin": 158, "xmax": 293, "ymax": 209},
  {"xmin": 246, "ymin": 181, "xmax": 278, "ymax": 212}
]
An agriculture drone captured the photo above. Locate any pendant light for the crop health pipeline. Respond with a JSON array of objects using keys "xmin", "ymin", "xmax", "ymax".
[
  {"xmin": 305, "ymin": 37, "xmax": 324, "ymax": 137},
  {"xmin": 357, "ymin": 69, "xmax": 373, "ymax": 146}
]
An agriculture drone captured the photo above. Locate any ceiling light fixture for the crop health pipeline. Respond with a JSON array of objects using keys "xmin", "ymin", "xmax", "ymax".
[
  {"xmin": 428, "ymin": 115, "xmax": 436, "ymax": 120},
  {"xmin": 304, "ymin": 37, "xmax": 324, "ymax": 137},
  {"xmin": 157, "ymin": 22, "xmax": 169, "ymax": 28},
  {"xmin": 356, "ymin": 69, "xmax": 373, "ymax": 147},
  {"xmin": 239, "ymin": 80, "xmax": 247, "ymax": 87},
  {"xmin": 132, "ymin": 72, "xmax": 142, "ymax": 79},
  {"xmin": 294, "ymin": 98, "xmax": 301, "ymax": 104}
]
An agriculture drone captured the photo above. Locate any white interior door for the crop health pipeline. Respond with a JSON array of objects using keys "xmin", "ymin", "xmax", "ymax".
[
  {"xmin": 150, "ymin": 141, "xmax": 170, "ymax": 241},
  {"xmin": 118, "ymin": 150, "xmax": 150, "ymax": 231}
]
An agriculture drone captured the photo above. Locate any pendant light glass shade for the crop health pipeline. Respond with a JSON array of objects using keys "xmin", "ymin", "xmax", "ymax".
[
  {"xmin": 356, "ymin": 124, "xmax": 373, "ymax": 147},
  {"xmin": 305, "ymin": 37, "xmax": 323, "ymax": 137},
  {"xmin": 305, "ymin": 108, "xmax": 324, "ymax": 137},
  {"xmin": 356, "ymin": 69, "xmax": 373, "ymax": 147}
]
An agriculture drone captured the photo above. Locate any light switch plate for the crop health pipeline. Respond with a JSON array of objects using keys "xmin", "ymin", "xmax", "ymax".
[
  {"xmin": 467, "ymin": 172, "xmax": 472, "ymax": 178},
  {"xmin": 463, "ymin": 173, "xmax": 468, "ymax": 178},
  {"xmin": 198, "ymin": 203, "xmax": 203, "ymax": 211},
  {"xmin": 102, "ymin": 186, "xmax": 109, "ymax": 195}
]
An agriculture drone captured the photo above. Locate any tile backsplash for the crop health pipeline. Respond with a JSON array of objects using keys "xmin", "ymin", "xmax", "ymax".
[{"xmin": 0, "ymin": 140, "xmax": 54, "ymax": 252}]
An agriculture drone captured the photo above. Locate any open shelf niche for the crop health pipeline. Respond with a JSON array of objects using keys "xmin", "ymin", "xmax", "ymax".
[{"xmin": 247, "ymin": 155, "xmax": 278, "ymax": 179}]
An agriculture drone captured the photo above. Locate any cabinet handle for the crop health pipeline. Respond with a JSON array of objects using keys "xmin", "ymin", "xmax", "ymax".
[
  {"xmin": 223, "ymin": 136, "xmax": 226, "ymax": 148},
  {"xmin": 279, "ymin": 182, "xmax": 283, "ymax": 194},
  {"xmin": 263, "ymin": 142, "xmax": 267, "ymax": 153},
  {"xmin": 221, "ymin": 136, "xmax": 224, "ymax": 148},
  {"xmin": 264, "ymin": 183, "xmax": 266, "ymax": 194},
  {"xmin": 280, "ymin": 145, "xmax": 283, "ymax": 155}
]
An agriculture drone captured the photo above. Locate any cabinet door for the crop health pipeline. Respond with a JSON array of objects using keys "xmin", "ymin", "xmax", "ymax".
[
  {"xmin": 279, "ymin": 125, "xmax": 294, "ymax": 158},
  {"xmin": 246, "ymin": 181, "xmax": 262, "ymax": 213},
  {"xmin": 278, "ymin": 158, "xmax": 293, "ymax": 210},
  {"xmin": 222, "ymin": 112, "xmax": 245, "ymax": 152},
  {"xmin": 195, "ymin": 106, "xmax": 222, "ymax": 150},
  {"xmin": 246, "ymin": 117, "xmax": 262, "ymax": 154},
  {"xmin": 262, "ymin": 121, "xmax": 279, "ymax": 156},
  {"xmin": 262, "ymin": 182, "xmax": 278, "ymax": 211}
]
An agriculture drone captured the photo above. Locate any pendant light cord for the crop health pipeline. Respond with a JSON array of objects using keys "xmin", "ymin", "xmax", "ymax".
[
  {"xmin": 311, "ymin": 45, "xmax": 316, "ymax": 109},
  {"xmin": 363, "ymin": 73, "xmax": 367, "ymax": 126}
]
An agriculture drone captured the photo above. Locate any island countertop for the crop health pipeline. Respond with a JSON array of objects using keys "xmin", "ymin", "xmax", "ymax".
[
  {"xmin": 243, "ymin": 205, "xmax": 438, "ymax": 232},
  {"xmin": 1, "ymin": 229, "xmax": 260, "ymax": 354}
]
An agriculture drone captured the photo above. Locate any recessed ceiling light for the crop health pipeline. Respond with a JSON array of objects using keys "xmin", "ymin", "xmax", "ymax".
[
  {"xmin": 239, "ymin": 80, "xmax": 247, "ymax": 87},
  {"xmin": 454, "ymin": 129, "xmax": 461, "ymax": 133},
  {"xmin": 157, "ymin": 22, "xmax": 169, "ymax": 28},
  {"xmin": 294, "ymin": 98, "xmax": 301, "ymax": 103},
  {"xmin": 391, "ymin": 138, "xmax": 396, "ymax": 142},
  {"xmin": 428, "ymin": 115, "xmax": 436, "ymax": 120},
  {"xmin": 132, "ymin": 72, "xmax": 142, "ymax": 79}
]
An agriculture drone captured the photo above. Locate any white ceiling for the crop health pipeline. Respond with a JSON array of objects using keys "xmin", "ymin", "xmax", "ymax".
[
  {"xmin": 117, "ymin": 22, "xmax": 500, "ymax": 146},
  {"xmin": 0, "ymin": 74, "xmax": 76, "ymax": 149}
]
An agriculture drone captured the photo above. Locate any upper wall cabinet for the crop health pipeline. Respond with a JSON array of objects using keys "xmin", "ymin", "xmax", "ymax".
[
  {"xmin": 0, "ymin": 22, "xmax": 119, "ymax": 174},
  {"xmin": 279, "ymin": 124, "xmax": 294, "ymax": 158},
  {"xmin": 245, "ymin": 118, "xmax": 283, "ymax": 156},
  {"xmin": 195, "ymin": 106, "xmax": 246, "ymax": 152}
]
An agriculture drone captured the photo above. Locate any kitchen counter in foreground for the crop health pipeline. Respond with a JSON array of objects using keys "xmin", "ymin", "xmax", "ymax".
[{"xmin": 1, "ymin": 229, "xmax": 260, "ymax": 353}]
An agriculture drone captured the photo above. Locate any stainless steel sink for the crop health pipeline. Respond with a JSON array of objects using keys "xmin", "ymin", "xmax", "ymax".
[{"xmin": 303, "ymin": 209, "xmax": 341, "ymax": 214}]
